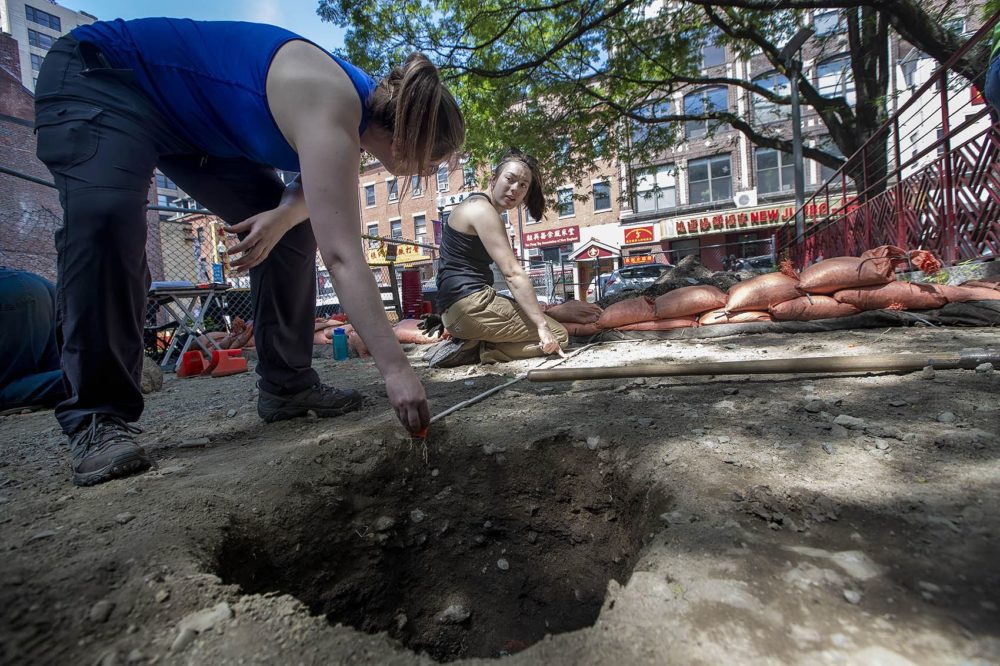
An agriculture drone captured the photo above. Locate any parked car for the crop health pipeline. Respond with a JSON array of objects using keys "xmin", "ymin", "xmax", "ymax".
[
  {"xmin": 603, "ymin": 264, "xmax": 668, "ymax": 298},
  {"xmin": 585, "ymin": 273, "xmax": 614, "ymax": 302},
  {"xmin": 735, "ymin": 255, "xmax": 775, "ymax": 273}
]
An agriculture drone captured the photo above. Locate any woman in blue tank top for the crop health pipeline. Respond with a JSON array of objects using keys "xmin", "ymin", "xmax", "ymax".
[{"xmin": 33, "ymin": 17, "xmax": 463, "ymax": 486}]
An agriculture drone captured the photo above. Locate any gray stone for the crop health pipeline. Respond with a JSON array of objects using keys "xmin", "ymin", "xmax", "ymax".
[
  {"xmin": 497, "ymin": 558, "xmax": 510, "ymax": 571},
  {"xmin": 90, "ymin": 599, "xmax": 115, "ymax": 623},
  {"xmin": 975, "ymin": 363, "xmax": 994, "ymax": 374},
  {"xmin": 226, "ymin": 409, "xmax": 237, "ymax": 418},
  {"xmin": 115, "ymin": 512, "xmax": 136, "ymax": 525},
  {"xmin": 435, "ymin": 604, "xmax": 471, "ymax": 624},
  {"xmin": 586, "ymin": 436, "xmax": 601, "ymax": 450},
  {"xmin": 843, "ymin": 589, "xmax": 862, "ymax": 605},
  {"xmin": 723, "ymin": 388, "xmax": 739, "ymax": 395},
  {"xmin": 526, "ymin": 530, "xmax": 539, "ymax": 544},
  {"xmin": 140, "ymin": 357, "xmax": 163, "ymax": 394},
  {"xmin": 833, "ymin": 414, "xmax": 865, "ymax": 429},
  {"xmin": 373, "ymin": 516, "xmax": 396, "ymax": 532},
  {"xmin": 637, "ymin": 418, "xmax": 654, "ymax": 428},
  {"xmin": 920, "ymin": 366, "xmax": 936, "ymax": 380},
  {"xmin": 889, "ymin": 400, "xmax": 908, "ymax": 408},
  {"xmin": 936, "ymin": 412, "xmax": 957, "ymax": 424},
  {"xmin": 875, "ymin": 440, "xmax": 890, "ymax": 451},
  {"xmin": 821, "ymin": 442, "xmax": 834, "ymax": 455},
  {"xmin": 829, "ymin": 424, "xmax": 850, "ymax": 439},
  {"xmin": 804, "ymin": 401, "xmax": 825, "ymax": 414},
  {"xmin": 155, "ymin": 589, "xmax": 170, "ymax": 603},
  {"xmin": 26, "ymin": 530, "xmax": 56, "ymax": 543},
  {"xmin": 409, "ymin": 509, "xmax": 425, "ymax": 524}
]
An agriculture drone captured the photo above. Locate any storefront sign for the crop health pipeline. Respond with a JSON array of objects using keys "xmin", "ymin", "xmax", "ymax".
[
  {"xmin": 623, "ymin": 254, "xmax": 654, "ymax": 266},
  {"xmin": 623, "ymin": 225, "xmax": 655, "ymax": 245},
  {"xmin": 366, "ymin": 242, "xmax": 430, "ymax": 264},
  {"xmin": 523, "ymin": 225, "xmax": 580, "ymax": 248},
  {"xmin": 662, "ymin": 199, "xmax": 855, "ymax": 239}
]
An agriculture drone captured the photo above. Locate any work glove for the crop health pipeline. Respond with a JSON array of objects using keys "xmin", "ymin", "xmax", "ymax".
[{"xmin": 418, "ymin": 313, "xmax": 445, "ymax": 339}]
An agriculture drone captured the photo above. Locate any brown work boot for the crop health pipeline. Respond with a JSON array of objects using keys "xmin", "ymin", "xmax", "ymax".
[
  {"xmin": 69, "ymin": 414, "xmax": 151, "ymax": 487},
  {"xmin": 424, "ymin": 339, "xmax": 480, "ymax": 369}
]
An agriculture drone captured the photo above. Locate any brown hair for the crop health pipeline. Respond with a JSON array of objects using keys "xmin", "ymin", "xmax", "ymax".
[
  {"xmin": 368, "ymin": 53, "xmax": 465, "ymax": 177},
  {"xmin": 491, "ymin": 148, "xmax": 546, "ymax": 221}
]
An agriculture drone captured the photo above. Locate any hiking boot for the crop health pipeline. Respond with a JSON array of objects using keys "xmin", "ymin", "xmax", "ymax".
[
  {"xmin": 257, "ymin": 383, "xmax": 365, "ymax": 423},
  {"xmin": 424, "ymin": 338, "xmax": 480, "ymax": 369},
  {"xmin": 69, "ymin": 414, "xmax": 151, "ymax": 487}
]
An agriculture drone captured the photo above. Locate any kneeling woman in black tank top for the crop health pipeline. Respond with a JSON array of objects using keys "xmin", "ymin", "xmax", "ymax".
[{"xmin": 428, "ymin": 150, "xmax": 569, "ymax": 368}]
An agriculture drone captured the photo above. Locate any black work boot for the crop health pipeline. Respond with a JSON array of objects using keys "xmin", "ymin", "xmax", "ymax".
[
  {"xmin": 69, "ymin": 415, "xmax": 151, "ymax": 487},
  {"xmin": 424, "ymin": 339, "xmax": 481, "ymax": 368},
  {"xmin": 257, "ymin": 383, "xmax": 365, "ymax": 423}
]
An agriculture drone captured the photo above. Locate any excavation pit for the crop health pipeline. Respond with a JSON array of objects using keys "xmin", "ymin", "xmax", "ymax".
[{"xmin": 214, "ymin": 435, "xmax": 667, "ymax": 661}]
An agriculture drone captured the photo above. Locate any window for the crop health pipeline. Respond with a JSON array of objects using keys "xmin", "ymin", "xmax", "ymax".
[
  {"xmin": 688, "ymin": 155, "xmax": 732, "ymax": 205},
  {"xmin": 390, "ymin": 218, "xmax": 403, "ymax": 239},
  {"xmin": 157, "ymin": 194, "xmax": 170, "ymax": 207},
  {"xmin": 27, "ymin": 29, "xmax": 54, "ymax": 50},
  {"xmin": 752, "ymin": 72, "xmax": 790, "ymax": 124},
  {"xmin": 815, "ymin": 56, "xmax": 855, "ymax": 105},
  {"xmin": 684, "ymin": 87, "xmax": 728, "ymax": 138},
  {"xmin": 463, "ymin": 166, "xmax": 476, "ymax": 188},
  {"xmin": 437, "ymin": 164, "xmax": 449, "ymax": 191},
  {"xmin": 410, "ymin": 175, "xmax": 423, "ymax": 196},
  {"xmin": 387, "ymin": 178, "xmax": 399, "ymax": 202},
  {"xmin": 631, "ymin": 99, "xmax": 672, "ymax": 144},
  {"xmin": 671, "ymin": 238, "xmax": 701, "ymax": 261},
  {"xmin": 364, "ymin": 184, "xmax": 375, "ymax": 206},
  {"xmin": 701, "ymin": 31, "xmax": 725, "ymax": 69},
  {"xmin": 557, "ymin": 188, "xmax": 574, "ymax": 217},
  {"xmin": 414, "ymin": 214, "xmax": 427, "ymax": 243},
  {"xmin": 555, "ymin": 136, "xmax": 571, "ymax": 166},
  {"xmin": 900, "ymin": 57, "xmax": 918, "ymax": 90},
  {"xmin": 367, "ymin": 223, "xmax": 379, "ymax": 238},
  {"xmin": 813, "ymin": 10, "xmax": 843, "ymax": 36},
  {"xmin": 593, "ymin": 181, "xmax": 611, "ymax": 212},
  {"xmin": 814, "ymin": 138, "xmax": 846, "ymax": 186},
  {"xmin": 30, "ymin": 53, "xmax": 44, "ymax": 72},
  {"xmin": 756, "ymin": 148, "xmax": 794, "ymax": 194},
  {"xmin": 25, "ymin": 5, "xmax": 61, "ymax": 31},
  {"xmin": 155, "ymin": 173, "xmax": 176, "ymax": 190},
  {"xmin": 634, "ymin": 164, "xmax": 676, "ymax": 213}
]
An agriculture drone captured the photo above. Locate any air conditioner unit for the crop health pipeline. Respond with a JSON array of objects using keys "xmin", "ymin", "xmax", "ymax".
[{"xmin": 734, "ymin": 189, "xmax": 758, "ymax": 208}]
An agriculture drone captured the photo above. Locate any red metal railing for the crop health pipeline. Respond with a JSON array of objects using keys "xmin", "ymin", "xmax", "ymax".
[{"xmin": 775, "ymin": 14, "xmax": 1000, "ymax": 267}]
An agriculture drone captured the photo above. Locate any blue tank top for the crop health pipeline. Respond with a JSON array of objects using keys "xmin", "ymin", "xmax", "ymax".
[{"xmin": 72, "ymin": 18, "xmax": 376, "ymax": 171}]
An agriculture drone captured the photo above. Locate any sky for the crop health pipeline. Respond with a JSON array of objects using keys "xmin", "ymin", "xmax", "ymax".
[{"xmin": 57, "ymin": 0, "xmax": 346, "ymax": 51}]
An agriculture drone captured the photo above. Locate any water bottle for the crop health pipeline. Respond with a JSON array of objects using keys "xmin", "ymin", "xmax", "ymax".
[{"xmin": 332, "ymin": 328, "xmax": 349, "ymax": 361}]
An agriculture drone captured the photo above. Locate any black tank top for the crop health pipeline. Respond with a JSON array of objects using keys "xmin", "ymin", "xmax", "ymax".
[{"xmin": 436, "ymin": 193, "xmax": 496, "ymax": 312}]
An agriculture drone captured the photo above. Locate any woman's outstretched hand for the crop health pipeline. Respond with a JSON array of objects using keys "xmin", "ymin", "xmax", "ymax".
[
  {"xmin": 384, "ymin": 366, "xmax": 431, "ymax": 433},
  {"xmin": 538, "ymin": 326, "xmax": 566, "ymax": 357},
  {"xmin": 224, "ymin": 207, "xmax": 294, "ymax": 271}
]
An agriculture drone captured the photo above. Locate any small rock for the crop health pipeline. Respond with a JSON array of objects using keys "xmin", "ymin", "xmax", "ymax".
[
  {"xmin": 176, "ymin": 437, "xmax": 210, "ymax": 449},
  {"xmin": 115, "ymin": 512, "xmax": 136, "ymax": 525},
  {"xmin": 829, "ymin": 424, "xmax": 850, "ymax": 439},
  {"xmin": 155, "ymin": 589, "xmax": 170, "ymax": 603},
  {"xmin": 843, "ymin": 589, "xmax": 862, "ymax": 605},
  {"xmin": 723, "ymin": 388, "xmax": 739, "ymax": 395},
  {"xmin": 875, "ymin": 440, "xmax": 890, "ymax": 451},
  {"xmin": 975, "ymin": 363, "xmax": 994, "ymax": 374},
  {"xmin": 889, "ymin": 399, "xmax": 908, "ymax": 408},
  {"xmin": 26, "ymin": 529, "xmax": 56, "ymax": 543},
  {"xmin": 833, "ymin": 414, "xmax": 865, "ymax": 429},
  {"xmin": 395, "ymin": 613, "xmax": 408, "ymax": 631},
  {"xmin": 373, "ymin": 516, "xmax": 396, "ymax": 532},
  {"xmin": 936, "ymin": 412, "xmax": 956, "ymax": 424},
  {"xmin": 526, "ymin": 530, "xmax": 538, "ymax": 544},
  {"xmin": 140, "ymin": 357, "xmax": 164, "ymax": 394},
  {"xmin": 90, "ymin": 599, "xmax": 115, "ymax": 623},
  {"xmin": 821, "ymin": 442, "xmax": 834, "ymax": 455},
  {"xmin": 126, "ymin": 649, "xmax": 144, "ymax": 664},
  {"xmin": 435, "ymin": 604, "xmax": 471, "ymax": 624},
  {"xmin": 497, "ymin": 558, "xmax": 510, "ymax": 571},
  {"xmin": 409, "ymin": 509, "xmax": 425, "ymax": 524},
  {"xmin": 171, "ymin": 602, "xmax": 233, "ymax": 652},
  {"xmin": 804, "ymin": 401, "xmax": 825, "ymax": 414},
  {"xmin": 637, "ymin": 418, "xmax": 654, "ymax": 428},
  {"xmin": 226, "ymin": 409, "xmax": 237, "ymax": 418},
  {"xmin": 586, "ymin": 436, "xmax": 601, "ymax": 450},
  {"xmin": 917, "ymin": 581, "xmax": 941, "ymax": 593},
  {"xmin": 920, "ymin": 366, "xmax": 935, "ymax": 380}
]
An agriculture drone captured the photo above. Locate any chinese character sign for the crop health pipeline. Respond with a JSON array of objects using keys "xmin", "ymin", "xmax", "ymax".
[{"xmin": 523, "ymin": 225, "xmax": 580, "ymax": 248}]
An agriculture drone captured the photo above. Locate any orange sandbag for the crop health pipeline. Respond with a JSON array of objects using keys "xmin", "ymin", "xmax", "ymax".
[
  {"xmin": 394, "ymin": 318, "xmax": 443, "ymax": 344},
  {"xmin": 725, "ymin": 273, "xmax": 800, "ymax": 312},
  {"xmin": 700, "ymin": 309, "xmax": 772, "ymax": 325},
  {"xmin": 597, "ymin": 296, "xmax": 655, "ymax": 329},
  {"xmin": 834, "ymin": 282, "xmax": 948, "ymax": 311},
  {"xmin": 770, "ymin": 295, "xmax": 860, "ymax": 321},
  {"xmin": 797, "ymin": 257, "xmax": 895, "ymax": 294},
  {"xmin": 653, "ymin": 285, "xmax": 727, "ymax": 319},
  {"xmin": 617, "ymin": 318, "xmax": 698, "ymax": 331},
  {"xmin": 935, "ymin": 285, "xmax": 1000, "ymax": 303},
  {"xmin": 707, "ymin": 309, "xmax": 772, "ymax": 324},
  {"xmin": 564, "ymin": 322, "xmax": 602, "ymax": 337},
  {"xmin": 960, "ymin": 279, "xmax": 1000, "ymax": 291}
]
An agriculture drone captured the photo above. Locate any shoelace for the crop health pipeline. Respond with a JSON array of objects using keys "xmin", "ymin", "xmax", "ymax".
[{"xmin": 73, "ymin": 414, "xmax": 142, "ymax": 454}]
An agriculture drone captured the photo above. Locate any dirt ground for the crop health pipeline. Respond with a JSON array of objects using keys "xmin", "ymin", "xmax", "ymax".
[{"xmin": 1, "ymin": 325, "xmax": 998, "ymax": 665}]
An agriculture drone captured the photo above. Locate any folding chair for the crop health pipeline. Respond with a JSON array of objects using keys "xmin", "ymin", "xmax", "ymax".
[{"xmin": 148, "ymin": 281, "xmax": 231, "ymax": 371}]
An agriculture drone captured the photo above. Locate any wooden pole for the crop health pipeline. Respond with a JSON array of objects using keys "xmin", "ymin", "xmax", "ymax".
[{"xmin": 526, "ymin": 349, "xmax": 999, "ymax": 383}]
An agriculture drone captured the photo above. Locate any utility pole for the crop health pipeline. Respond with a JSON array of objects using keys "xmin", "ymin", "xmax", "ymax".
[{"xmin": 779, "ymin": 27, "xmax": 814, "ymax": 243}]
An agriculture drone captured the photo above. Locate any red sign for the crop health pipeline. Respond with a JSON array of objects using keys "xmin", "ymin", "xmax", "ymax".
[
  {"xmin": 670, "ymin": 201, "xmax": 854, "ymax": 237},
  {"xmin": 523, "ymin": 225, "xmax": 580, "ymax": 248},
  {"xmin": 623, "ymin": 254, "xmax": 654, "ymax": 266},
  {"xmin": 623, "ymin": 225, "xmax": 655, "ymax": 245}
]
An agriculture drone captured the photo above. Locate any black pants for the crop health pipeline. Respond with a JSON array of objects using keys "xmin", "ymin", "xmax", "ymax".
[{"xmin": 34, "ymin": 36, "xmax": 320, "ymax": 434}]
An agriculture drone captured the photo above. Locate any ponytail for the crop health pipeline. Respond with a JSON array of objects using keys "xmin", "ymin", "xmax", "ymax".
[
  {"xmin": 369, "ymin": 53, "xmax": 465, "ymax": 176},
  {"xmin": 492, "ymin": 148, "xmax": 547, "ymax": 221}
]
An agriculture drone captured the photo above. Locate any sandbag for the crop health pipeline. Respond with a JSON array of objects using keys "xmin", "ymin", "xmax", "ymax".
[
  {"xmin": 700, "ymin": 309, "xmax": 772, "ymax": 325},
  {"xmin": 653, "ymin": 285, "xmax": 727, "ymax": 319},
  {"xmin": 394, "ymin": 318, "xmax": 444, "ymax": 344},
  {"xmin": 725, "ymin": 273, "xmax": 800, "ymax": 312},
  {"xmin": 597, "ymin": 296, "xmax": 655, "ymax": 329},
  {"xmin": 935, "ymin": 285, "xmax": 1000, "ymax": 303},
  {"xmin": 834, "ymin": 282, "xmax": 948, "ymax": 311},
  {"xmin": 564, "ymin": 322, "xmax": 603, "ymax": 337},
  {"xmin": 797, "ymin": 257, "xmax": 895, "ymax": 294},
  {"xmin": 770, "ymin": 295, "xmax": 860, "ymax": 321},
  {"xmin": 617, "ymin": 318, "xmax": 698, "ymax": 331},
  {"xmin": 960, "ymin": 279, "xmax": 1000, "ymax": 292}
]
